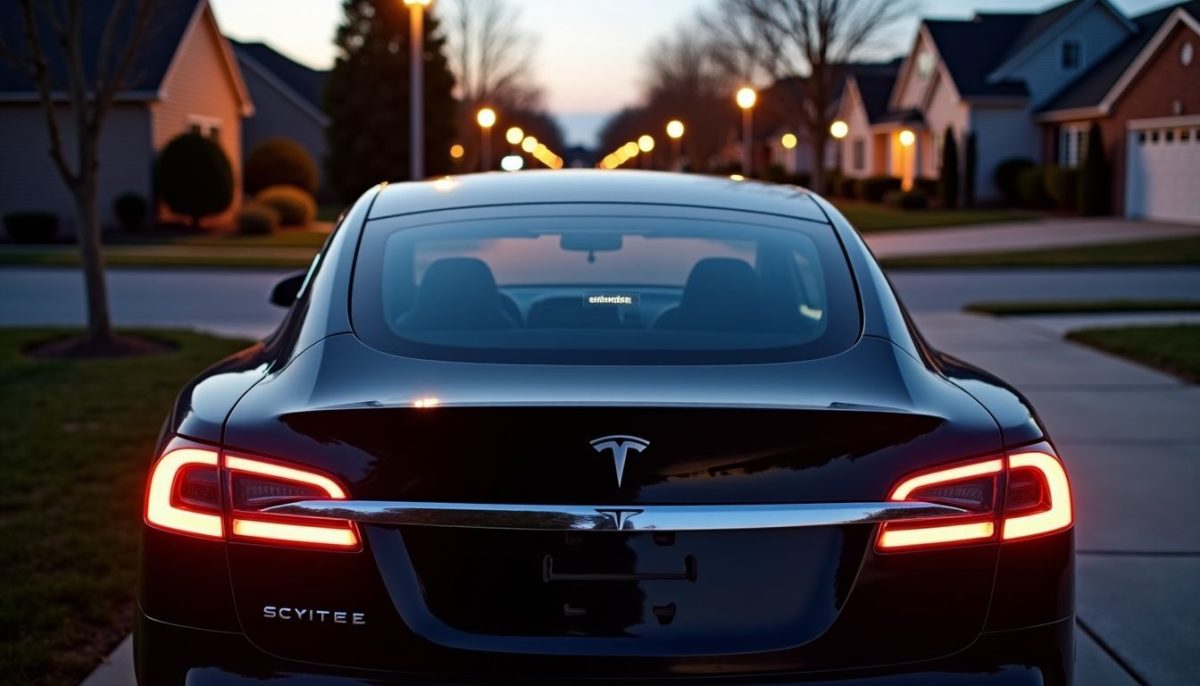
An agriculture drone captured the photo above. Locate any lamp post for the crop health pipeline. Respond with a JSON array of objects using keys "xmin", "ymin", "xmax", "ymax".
[
  {"xmin": 476, "ymin": 106, "xmax": 496, "ymax": 171},
  {"xmin": 666, "ymin": 119, "xmax": 684, "ymax": 169},
  {"xmin": 830, "ymin": 119, "xmax": 849, "ymax": 176},
  {"xmin": 637, "ymin": 134, "xmax": 655, "ymax": 169},
  {"xmin": 736, "ymin": 87, "xmax": 757, "ymax": 177},
  {"xmin": 403, "ymin": 0, "xmax": 431, "ymax": 180}
]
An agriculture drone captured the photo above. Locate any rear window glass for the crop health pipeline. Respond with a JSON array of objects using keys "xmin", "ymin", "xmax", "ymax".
[{"xmin": 351, "ymin": 212, "xmax": 860, "ymax": 364}]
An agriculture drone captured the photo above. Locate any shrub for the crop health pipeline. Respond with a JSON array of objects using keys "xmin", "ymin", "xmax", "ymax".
[
  {"xmin": 788, "ymin": 172, "xmax": 811, "ymax": 188},
  {"xmin": 1016, "ymin": 166, "xmax": 1050, "ymax": 208},
  {"xmin": 883, "ymin": 189, "xmax": 929, "ymax": 210},
  {"xmin": 1044, "ymin": 165, "xmax": 1079, "ymax": 213},
  {"xmin": 3, "ymin": 211, "xmax": 59, "ymax": 243},
  {"xmin": 913, "ymin": 177, "xmax": 938, "ymax": 197},
  {"xmin": 994, "ymin": 158, "xmax": 1034, "ymax": 205},
  {"xmin": 939, "ymin": 127, "xmax": 959, "ymax": 209},
  {"xmin": 1078, "ymin": 122, "xmax": 1110, "ymax": 216},
  {"xmin": 244, "ymin": 137, "xmax": 318, "ymax": 196},
  {"xmin": 856, "ymin": 175, "xmax": 902, "ymax": 203},
  {"xmin": 155, "ymin": 132, "xmax": 234, "ymax": 228},
  {"xmin": 113, "ymin": 192, "xmax": 148, "ymax": 232},
  {"xmin": 236, "ymin": 202, "xmax": 280, "ymax": 235},
  {"xmin": 765, "ymin": 164, "xmax": 788, "ymax": 183},
  {"xmin": 255, "ymin": 185, "xmax": 316, "ymax": 227},
  {"xmin": 964, "ymin": 132, "xmax": 977, "ymax": 207},
  {"xmin": 836, "ymin": 175, "xmax": 858, "ymax": 199}
]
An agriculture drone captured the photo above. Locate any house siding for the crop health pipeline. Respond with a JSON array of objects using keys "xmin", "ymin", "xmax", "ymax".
[
  {"xmin": 151, "ymin": 3, "xmax": 243, "ymax": 224},
  {"xmin": 970, "ymin": 106, "xmax": 1039, "ymax": 201},
  {"xmin": 893, "ymin": 32, "xmax": 936, "ymax": 111},
  {"xmin": 837, "ymin": 81, "xmax": 873, "ymax": 179},
  {"xmin": 1000, "ymin": 5, "xmax": 1132, "ymax": 107},
  {"xmin": 920, "ymin": 71, "xmax": 970, "ymax": 179},
  {"xmin": 0, "ymin": 103, "xmax": 152, "ymax": 232}
]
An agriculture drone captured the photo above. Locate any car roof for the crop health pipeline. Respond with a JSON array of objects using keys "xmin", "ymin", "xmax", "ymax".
[{"xmin": 366, "ymin": 170, "xmax": 831, "ymax": 224}]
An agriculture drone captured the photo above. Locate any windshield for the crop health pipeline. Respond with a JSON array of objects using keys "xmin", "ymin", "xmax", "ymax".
[{"xmin": 351, "ymin": 211, "xmax": 860, "ymax": 364}]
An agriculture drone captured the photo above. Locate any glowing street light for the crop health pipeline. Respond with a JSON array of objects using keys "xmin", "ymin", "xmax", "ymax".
[
  {"xmin": 500, "ymin": 154, "xmax": 524, "ymax": 172},
  {"xmin": 736, "ymin": 87, "xmax": 757, "ymax": 176},
  {"xmin": 476, "ymin": 107, "xmax": 496, "ymax": 171},
  {"xmin": 521, "ymin": 135, "xmax": 537, "ymax": 153},
  {"xmin": 637, "ymin": 134, "xmax": 655, "ymax": 152},
  {"xmin": 666, "ymin": 119, "xmax": 685, "ymax": 168},
  {"xmin": 403, "ymin": 0, "xmax": 433, "ymax": 179},
  {"xmin": 781, "ymin": 133, "xmax": 798, "ymax": 149},
  {"xmin": 505, "ymin": 126, "xmax": 524, "ymax": 146},
  {"xmin": 830, "ymin": 120, "xmax": 849, "ymax": 139},
  {"xmin": 449, "ymin": 143, "xmax": 464, "ymax": 160}
]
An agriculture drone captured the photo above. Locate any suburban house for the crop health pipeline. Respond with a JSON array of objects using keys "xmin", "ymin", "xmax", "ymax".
[
  {"xmin": 231, "ymin": 40, "xmax": 329, "ymax": 190},
  {"xmin": 832, "ymin": 0, "xmax": 1200, "ymax": 221},
  {"xmin": 0, "ymin": 0, "xmax": 252, "ymax": 230}
]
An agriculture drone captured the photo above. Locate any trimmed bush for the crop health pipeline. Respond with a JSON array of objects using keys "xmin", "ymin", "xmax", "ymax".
[
  {"xmin": 113, "ymin": 192, "xmax": 148, "ymax": 232},
  {"xmin": 856, "ymin": 175, "xmax": 902, "ymax": 203},
  {"xmin": 3, "ymin": 211, "xmax": 59, "ymax": 243},
  {"xmin": 155, "ymin": 132, "xmax": 234, "ymax": 228},
  {"xmin": 765, "ymin": 164, "xmax": 788, "ymax": 183},
  {"xmin": 836, "ymin": 175, "xmax": 858, "ymax": 199},
  {"xmin": 1016, "ymin": 166, "xmax": 1050, "ymax": 208},
  {"xmin": 913, "ymin": 177, "xmax": 938, "ymax": 197},
  {"xmin": 236, "ymin": 202, "xmax": 281, "ymax": 235},
  {"xmin": 255, "ymin": 185, "xmax": 316, "ymax": 227},
  {"xmin": 994, "ymin": 158, "xmax": 1034, "ymax": 205},
  {"xmin": 1044, "ymin": 165, "xmax": 1079, "ymax": 213},
  {"xmin": 1079, "ymin": 122, "xmax": 1110, "ymax": 216},
  {"xmin": 964, "ymin": 132, "xmax": 977, "ymax": 207},
  {"xmin": 788, "ymin": 172, "xmax": 812, "ymax": 188},
  {"xmin": 883, "ymin": 189, "xmax": 929, "ymax": 210},
  {"xmin": 244, "ymin": 137, "xmax": 318, "ymax": 196},
  {"xmin": 939, "ymin": 127, "xmax": 959, "ymax": 209}
]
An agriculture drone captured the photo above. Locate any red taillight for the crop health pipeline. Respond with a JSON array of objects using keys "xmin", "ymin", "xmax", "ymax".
[
  {"xmin": 145, "ymin": 448, "xmax": 358, "ymax": 550},
  {"xmin": 145, "ymin": 448, "xmax": 224, "ymax": 540},
  {"xmin": 226, "ymin": 455, "xmax": 359, "ymax": 550},
  {"xmin": 877, "ymin": 450, "xmax": 1072, "ymax": 552}
]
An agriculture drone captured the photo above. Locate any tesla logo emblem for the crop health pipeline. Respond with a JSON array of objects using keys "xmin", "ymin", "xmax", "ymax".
[
  {"xmin": 595, "ymin": 508, "xmax": 643, "ymax": 530},
  {"xmin": 589, "ymin": 435, "xmax": 649, "ymax": 487}
]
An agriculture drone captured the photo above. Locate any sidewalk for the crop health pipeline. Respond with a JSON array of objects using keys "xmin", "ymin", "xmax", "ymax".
[
  {"xmin": 914, "ymin": 311, "xmax": 1200, "ymax": 686},
  {"xmin": 865, "ymin": 217, "xmax": 1200, "ymax": 259}
]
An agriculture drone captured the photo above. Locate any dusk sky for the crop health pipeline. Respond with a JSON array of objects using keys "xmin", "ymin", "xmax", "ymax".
[{"xmin": 212, "ymin": 0, "xmax": 1176, "ymax": 146}]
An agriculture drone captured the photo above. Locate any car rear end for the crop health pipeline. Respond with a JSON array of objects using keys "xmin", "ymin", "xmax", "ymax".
[{"xmin": 137, "ymin": 185, "xmax": 1073, "ymax": 684}]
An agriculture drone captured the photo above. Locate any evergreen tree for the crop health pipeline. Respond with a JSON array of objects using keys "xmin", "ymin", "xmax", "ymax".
[
  {"xmin": 964, "ymin": 132, "xmax": 977, "ymax": 208},
  {"xmin": 325, "ymin": 0, "xmax": 458, "ymax": 204},
  {"xmin": 1078, "ymin": 122, "xmax": 1110, "ymax": 216},
  {"xmin": 938, "ymin": 126, "xmax": 959, "ymax": 209}
]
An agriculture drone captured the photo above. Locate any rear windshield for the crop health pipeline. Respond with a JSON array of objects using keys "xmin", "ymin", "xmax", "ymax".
[{"xmin": 351, "ymin": 211, "xmax": 860, "ymax": 364}]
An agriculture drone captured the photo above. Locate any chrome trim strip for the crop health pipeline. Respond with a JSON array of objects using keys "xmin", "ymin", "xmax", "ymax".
[{"xmin": 263, "ymin": 500, "xmax": 966, "ymax": 532}]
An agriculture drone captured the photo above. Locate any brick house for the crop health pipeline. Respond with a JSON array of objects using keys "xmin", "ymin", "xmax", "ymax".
[{"xmin": 0, "ymin": 0, "xmax": 253, "ymax": 231}]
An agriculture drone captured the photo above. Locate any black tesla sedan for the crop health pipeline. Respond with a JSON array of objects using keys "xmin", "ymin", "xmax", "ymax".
[{"xmin": 137, "ymin": 171, "xmax": 1074, "ymax": 685}]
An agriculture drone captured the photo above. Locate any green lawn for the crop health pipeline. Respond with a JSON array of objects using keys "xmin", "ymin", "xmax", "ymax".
[
  {"xmin": 1067, "ymin": 324, "xmax": 1200, "ymax": 383},
  {"xmin": 833, "ymin": 201, "xmax": 1040, "ymax": 232},
  {"xmin": 883, "ymin": 236, "xmax": 1200, "ymax": 268},
  {"xmin": 0, "ymin": 329, "xmax": 250, "ymax": 686},
  {"xmin": 965, "ymin": 300, "xmax": 1200, "ymax": 316}
]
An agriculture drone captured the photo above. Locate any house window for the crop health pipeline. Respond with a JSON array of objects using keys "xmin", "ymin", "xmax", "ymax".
[
  {"xmin": 852, "ymin": 139, "xmax": 865, "ymax": 171},
  {"xmin": 1060, "ymin": 39, "xmax": 1083, "ymax": 71},
  {"xmin": 1182, "ymin": 42, "xmax": 1194, "ymax": 66},
  {"xmin": 1058, "ymin": 124, "xmax": 1088, "ymax": 167},
  {"xmin": 186, "ymin": 115, "xmax": 222, "ymax": 140},
  {"xmin": 916, "ymin": 51, "xmax": 934, "ymax": 80}
]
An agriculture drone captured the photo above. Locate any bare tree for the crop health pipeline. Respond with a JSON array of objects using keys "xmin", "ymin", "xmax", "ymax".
[
  {"xmin": 704, "ymin": 0, "xmax": 912, "ymax": 191},
  {"xmin": 443, "ymin": 0, "xmax": 541, "ymax": 110},
  {"xmin": 0, "ymin": 0, "xmax": 157, "ymax": 350}
]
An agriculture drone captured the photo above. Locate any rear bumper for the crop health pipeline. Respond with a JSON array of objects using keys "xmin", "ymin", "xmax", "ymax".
[{"xmin": 135, "ymin": 611, "xmax": 1074, "ymax": 685}]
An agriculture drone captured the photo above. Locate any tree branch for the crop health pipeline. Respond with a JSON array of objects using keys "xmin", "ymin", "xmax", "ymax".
[{"xmin": 17, "ymin": 0, "xmax": 77, "ymax": 185}]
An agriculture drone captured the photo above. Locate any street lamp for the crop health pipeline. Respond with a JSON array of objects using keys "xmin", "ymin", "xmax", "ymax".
[
  {"xmin": 830, "ymin": 120, "xmax": 849, "ymax": 139},
  {"xmin": 521, "ymin": 135, "xmax": 537, "ymax": 153},
  {"xmin": 781, "ymin": 133, "xmax": 797, "ymax": 149},
  {"xmin": 736, "ymin": 87, "xmax": 757, "ymax": 176},
  {"xmin": 505, "ymin": 126, "xmax": 524, "ymax": 146},
  {"xmin": 476, "ymin": 106, "xmax": 496, "ymax": 171},
  {"xmin": 637, "ymin": 134, "xmax": 655, "ymax": 169},
  {"xmin": 403, "ymin": 0, "xmax": 432, "ymax": 180},
  {"xmin": 666, "ymin": 119, "xmax": 684, "ymax": 168}
]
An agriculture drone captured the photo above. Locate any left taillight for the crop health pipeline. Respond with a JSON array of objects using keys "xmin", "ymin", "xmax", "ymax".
[
  {"xmin": 145, "ymin": 448, "xmax": 359, "ymax": 550},
  {"xmin": 877, "ymin": 449, "xmax": 1072, "ymax": 552}
]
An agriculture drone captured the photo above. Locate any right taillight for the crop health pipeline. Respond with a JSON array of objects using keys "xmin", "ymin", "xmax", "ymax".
[
  {"xmin": 144, "ymin": 447, "xmax": 359, "ymax": 550},
  {"xmin": 877, "ymin": 449, "xmax": 1072, "ymax": 552}
]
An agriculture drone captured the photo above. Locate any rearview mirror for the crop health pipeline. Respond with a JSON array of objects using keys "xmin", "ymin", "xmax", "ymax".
[
  {"xmin": 560, "ymin": 233, "xmax": 622, "ymax": 253},
  {"xmin": 270, "ymin": 272, "xmax": 307, "ymax": 308}
]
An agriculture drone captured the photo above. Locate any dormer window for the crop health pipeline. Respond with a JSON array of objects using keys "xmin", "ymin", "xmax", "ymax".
[{"xmin": 1061, "ymin": 39, "xmax": 1083, "ymax": 71}]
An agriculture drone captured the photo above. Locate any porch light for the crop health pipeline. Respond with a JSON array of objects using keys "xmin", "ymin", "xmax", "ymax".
[
  {"xmin": 899, "ymin": 129, "xmax": 916, "ymax": 147},
  {"xmin": 830, "ymin": 121, "xmax": 849, "ymax": 139}
]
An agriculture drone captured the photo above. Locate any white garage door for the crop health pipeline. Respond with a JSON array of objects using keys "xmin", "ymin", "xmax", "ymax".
[{"xmin": 1126, "ymin": 116, "xmax": 1200, "ymax": 224}]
